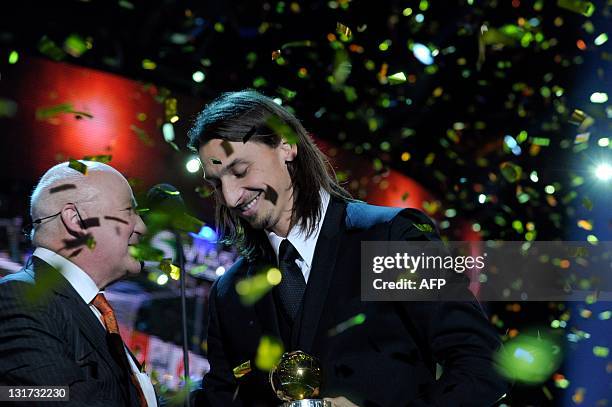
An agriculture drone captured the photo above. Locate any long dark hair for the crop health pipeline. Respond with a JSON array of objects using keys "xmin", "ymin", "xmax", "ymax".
[{"xmin": 188, "ymin": 89, "xmax": 353, "ymax": 259}]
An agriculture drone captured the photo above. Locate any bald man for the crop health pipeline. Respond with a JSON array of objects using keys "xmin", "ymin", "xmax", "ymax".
[{"xmin": 0, "ymin": 161, "xmax": 157, "ymax": 406}]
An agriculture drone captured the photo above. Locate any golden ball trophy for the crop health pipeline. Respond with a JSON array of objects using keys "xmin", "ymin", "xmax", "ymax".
[{"xmin": 270, "ymin": 351, "xmax": 332, "ymax": 407}]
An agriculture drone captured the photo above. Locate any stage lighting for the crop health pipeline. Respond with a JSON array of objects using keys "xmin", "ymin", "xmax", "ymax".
[
  {"xmin": 594, "ymin": 163, "xmax": 612, "ymax": 181},
  {"xmin": 186, "ymin": 157, "xmax": 201, "ymax": 173}
]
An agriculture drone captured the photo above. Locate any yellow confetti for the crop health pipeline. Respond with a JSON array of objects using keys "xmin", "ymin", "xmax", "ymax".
[
  {"xmin": 235, "ymin": 267, "xmax": 282, "ymax": 305},
  {"xmin": 255, "ymin": 336, "xmax": 284, "ymax": 371},
  {"xmin": 388, "ymin": 72, "xmax": 407, "ymax": 84},
  {"xmin": 82, "ymin": 155, "xmax": 112, "ymax": 163},
  {"xmin": 577, "ymin": 220, "xmax": 593, "ymax": 231}
]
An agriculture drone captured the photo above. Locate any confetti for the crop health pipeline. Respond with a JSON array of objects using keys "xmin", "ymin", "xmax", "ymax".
[
  {"xmin": 68, "ymin": 159, "xmax": 88, "ymax": 175},
  {"xmin": 254, "ymin": 335, "xmax": 284, "ymax": 371},
  {"xmin": 82, "ymin": 155, "xmax": 112, "ymax": 163},
  {"xmin": 500, "ymin": 162, "xmax": 522, "ymax": 183},
  {"xmin": 328, "ymin": 313, "xmax": 366, "ymax": 336},
  {"xmin": 233, "ymin": 360, "xmax": 252, "ymax": 379},
  {"xmin": 336, "ymin": 22, "xmax": 352, "ymax": 39},
  {"xmin": 557, "ymin": 0, "xmax": 595, "ymax": 17},
  {"xmin": 235, "ymin": 267, "xmax": 281, "ymax": 305}
]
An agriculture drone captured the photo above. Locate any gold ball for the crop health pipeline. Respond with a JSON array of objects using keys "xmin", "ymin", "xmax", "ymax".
[{"xmin": 270, "ymin": 350, "xmax": 322, "ymax": 401}]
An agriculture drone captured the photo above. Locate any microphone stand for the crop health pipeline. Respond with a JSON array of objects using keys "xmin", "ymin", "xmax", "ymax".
[{"xmin": 174, "ymin": 231, "xmax": 190, "ymax": 407}]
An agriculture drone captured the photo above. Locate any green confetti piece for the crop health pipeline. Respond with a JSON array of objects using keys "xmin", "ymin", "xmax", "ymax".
[
  {"xmin": 532, "ymin": 137, "xmax": 550, "ymax": 146},
  {"xmin": 85, "ymin": 236, "xmax": 96, "ymax": 250},
  {"xmin": 128, "ymin": 243, "xmax": 164, "ymax": 262},
  {"xmin": 68, "ymin": 159, "xmax": 88, "ymax": 175},
  {"xmin": 388, "ymin": 72, "xmax": 407, "ymax": 84},
  {"xmin": 266, "ymin": 115, "xmax": 298, "ymax": 145},
  {"xmin": 82, "ymin": 155, "xmax": 112, "ymax": 163},
  {"xmin": 582, "ymin": 197, "xmax": 593, "ymax": 211},
  {"xmin": 500, "ymin": 162, "xmax": 522, "ymax": 183},
  {"xmin": 494, "ymin": 334, "xmax": 562, "ymax": 384},
  {"xmin": 255, "ymin": 336, "xmax": 284, "ymax": 371},
  {"xmin": 328, "ymin": 313, "xmax": 366, "ymax": 336},
  {"xmin": 414, "ymin": 223, "xmax": 434, "ymax": 233},
  {"xmin": 38, "ymin": 36, "xmax": 66, "ymax": 61},
  {"xmin": 63, "ymin": 34, "xmax": 90, "ymax": 58},
  {"xmin": 592, "ymin": 346, "xmax": 609, "ymax": 358},
  {"xmin": 235, "ymin": 268, "xmax": 282, "ymax": 306},
  {"xmin": 130, "ymin": 124, "xmax": 155, "ymax": 146},
  {"xmin": 557, "ymin": 0, "xmax": 595, "ymax": 16}
]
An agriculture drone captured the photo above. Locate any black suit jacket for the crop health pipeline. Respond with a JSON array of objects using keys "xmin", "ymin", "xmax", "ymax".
[
  {"xmin": 0, "ymin": 256, "xmax": 144, "ymax": 407},
  {"xmin": 197, "ymin": 199, "xmax": 509, "ymax": 406}
]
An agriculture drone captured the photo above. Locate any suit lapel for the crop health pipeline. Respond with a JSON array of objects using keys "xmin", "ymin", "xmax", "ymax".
[
  {"xmin": 297, "ymin": 199, "xmax": 346, "ymax": 353},
  {"xmin": 32, "ymin": 258, "xmax": 127, "ymax": 385}
]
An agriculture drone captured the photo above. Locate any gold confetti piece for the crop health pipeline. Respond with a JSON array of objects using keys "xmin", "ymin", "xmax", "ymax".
[
  {"xmin": 271, "ymin": 49, "xmax": 282, "ymax": 61},
  {"xmin": 159, "ymin": 259, "xmax": 181, "ymax": 280},
  {"xmin": 388, "ymin": 72, "xmax": 407, "ymax": 84},
  {"xmin": 233, "ymin": 360, "xmax": 252, "ymax": 379},
  {"xmin": 569, "ymin": 109, "xmax": 595, "ymax": 131},
  {"xmin": 500, "ymin": 162, "xmax": 522, "ymax": 183},
  {"xmin": 255, "ymin": 335, "xmax": 284, "ymax": 371},
  {"xmin": 574, "ymin": 132, "xmax": 590, "ymax": 144},
  {"xmin": 577, "ymin": 220, "xmax": 593, "ymax": 231},
  {"xmin": 557, "ymin": 0, "xmax": 595, "ymax": 17},
  {"xmin": 83, "ymin": 155, "xmax": 112, "ymax": 163},
  {"xmin": 68, "ymin": 159, "xmax": 88, "ymax": 175},
  {"xmin": 336, "ymin": 22, "xmax": 353, "ymax": 39},
  {"xmin": 328, "ymin": 313, "xmax": 366, "ymax": 336},
  {"xmin": 235, "ymin": 268, "xmax": 282, "ymax": 306}
]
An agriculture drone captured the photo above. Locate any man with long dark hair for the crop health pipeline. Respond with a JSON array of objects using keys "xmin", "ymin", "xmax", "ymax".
[{"xmin": 189, "ymin": 90, "xmax": 507, "ymax": 406}]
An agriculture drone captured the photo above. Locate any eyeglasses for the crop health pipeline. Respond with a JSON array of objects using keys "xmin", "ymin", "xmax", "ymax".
[{"xmin": 22, "ymin": 204, "xmax": 87, "ymax": 240}]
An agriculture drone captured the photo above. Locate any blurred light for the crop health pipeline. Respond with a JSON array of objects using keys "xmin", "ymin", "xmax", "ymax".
[
  {"xmin": 472, "ymin": 223, "xmax": 481, "ymax": 232},
  {"xmin": 157, "ymin": 274, "xmax": 169, "ymax": 285},
  {"xmin": 594, "ymin": 33, "xmax": 608, "ymax": 46},
  {"xmin": 266, "ymin": 268, "xmax": 282, "ymax": 285},
  {"xmin": 272, "ymin": 98, "xmax": 282, "ymax": 105},
  {"xmin": 445, "ymin": 208, "xmax": 457, "ymax": 217},
  {"xmin": 597, "ymin": 138, "xmax": 610, "ymax": 147},
  {"xmin": 8, "ymin": 50, "xmax": 19, "ymax": 64},
  {"xmin": 530, "ymin": 171, "xmax": 539, "ymax": 182},
  {"xmin": 215, "ymin": 266, "xmax": 225, "ymax": 276},
  {"xmin": 415, "ymin": 13, "xmax": 425, "ymax": 23},
  {"xmin": 545, "ymin": 185, "xmax": 555, "ymax": 194},
  {"xmin": 594, "ymin": 164, "xmax": 612, "ymax": 181},
  {"xmin": 504, "ymin": 135, "xmax": 522, "ymax": 155},
  {"xmin": 169, "ymin": 115, "xmax": 179, "ymax": 123},
  {"xmin": 590, "ymin": 92, "xmax": 608, "ymax": 103},
  {"xmin": 142, "ymin": 59, "xmax": 157, "ymax": 70},
  {"xmin": 412, "ymin": 43, "xmax": 433, "ymax": 65},
  {"xmin": 196, "ymin": 225, "xmax": 218, "ymax": 242},
  {"xmin": 192, "ymin": 71, "xmax": 206, "ymax": 82},
  {"xmin": 186, "ymin": 157, "xmax": 201, "ymax": 173},
  {"xmin": 478, "ymin": 194, "xmax": 486, "ymax": 204},
  {"xmin": 162, "ymin": 123, "xmax": 175, "ymax": 142},
  {"xmin": 402, "ymin": 7, "xmax": 413, "ymax": 16}
]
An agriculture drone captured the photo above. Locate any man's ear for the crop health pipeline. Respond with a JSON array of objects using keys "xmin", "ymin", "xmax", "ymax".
[
  {"xmin": 280, "ymin": 140, "xmax": 298, "ymax": 162},
  {"xmin": 59, "ymin": 203, "xmax": 85, "ymax": 235}
]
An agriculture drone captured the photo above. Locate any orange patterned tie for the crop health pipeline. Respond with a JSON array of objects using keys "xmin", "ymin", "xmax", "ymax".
[{"xmin": 93, "ymin": 293, "xmax": 148, "ymax": 407}]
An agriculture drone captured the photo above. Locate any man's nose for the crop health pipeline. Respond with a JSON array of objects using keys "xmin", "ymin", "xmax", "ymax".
[
  {"xmin": 135, "ymin": 214, "xmax": 148, "ymax": 236},
  {"xmin": 221, "ymin": 179, "xmax": 243, "ymax": 208}
]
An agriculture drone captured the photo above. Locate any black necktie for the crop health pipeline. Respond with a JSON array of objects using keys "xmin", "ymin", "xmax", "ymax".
[{"xmin": 277, "ymin": 239, "xmax": 306, "ymax": 321}]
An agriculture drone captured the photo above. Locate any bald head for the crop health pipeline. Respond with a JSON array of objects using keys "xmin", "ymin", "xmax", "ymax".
[{"xmin": 30, "ymin": 161, "xmax": 127, "ymax": 245}]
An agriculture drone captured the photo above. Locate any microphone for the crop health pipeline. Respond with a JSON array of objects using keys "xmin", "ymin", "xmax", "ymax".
[{"xmin": 144, "ymin": 183, "xmax": 191, "ymax": 407}]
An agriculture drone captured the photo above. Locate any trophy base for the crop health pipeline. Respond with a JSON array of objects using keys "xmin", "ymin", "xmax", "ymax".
[{"xmin": 281, "ymin": 400, "xmax": 332, "ymax": 407}]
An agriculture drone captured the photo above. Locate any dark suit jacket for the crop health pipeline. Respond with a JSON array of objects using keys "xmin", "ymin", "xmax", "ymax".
[
  {"xmin": 0, "ymin": 256, "xmax": 144, "ymax": 407},
  {"xmin": 197, "ymin": 199, "xmax": 509, "ymax": 406}
]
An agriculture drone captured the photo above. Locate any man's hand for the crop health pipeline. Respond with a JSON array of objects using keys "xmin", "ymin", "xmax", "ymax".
[{"xmin": 324, "ymin": 396, "xmax": 359, "ymax": 407}]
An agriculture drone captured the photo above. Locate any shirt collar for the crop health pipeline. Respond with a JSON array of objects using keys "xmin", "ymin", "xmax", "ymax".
[
  {"xmin": 266, "ymin": 189, "xmax": 330, "ymax": 268},
  {"xmin": 33, "ymin": 247, "xmax": 100, "ymax": 304}
]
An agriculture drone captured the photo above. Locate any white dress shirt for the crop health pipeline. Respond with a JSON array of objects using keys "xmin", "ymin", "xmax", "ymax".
[
  {"xmin": 33, "ymin": 247, "xmax": 158, "ymax": 407},
  {"xmin": 266, "ymin": 189, "xmax": 330, "ymax": 283}
]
